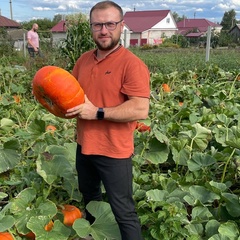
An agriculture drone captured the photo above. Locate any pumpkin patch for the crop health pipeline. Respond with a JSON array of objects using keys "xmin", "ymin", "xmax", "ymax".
[{"xmin": 32, "ymin": 66, "xmax": 84, "ymax": 118}]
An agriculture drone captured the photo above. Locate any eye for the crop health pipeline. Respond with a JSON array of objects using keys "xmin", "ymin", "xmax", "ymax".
[
  {"xmin": 94, "ymin": 23, "xmax": 102, "ymax": 28},
  {"xmin": 106, "ymin": 22, "xmax": 116, "ymax": 28}
]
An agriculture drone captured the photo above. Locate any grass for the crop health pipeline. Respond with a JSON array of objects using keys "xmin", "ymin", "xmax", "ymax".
[{"xmin": 130, "ymin": 47, "xmax": 240, "ymax": 74}]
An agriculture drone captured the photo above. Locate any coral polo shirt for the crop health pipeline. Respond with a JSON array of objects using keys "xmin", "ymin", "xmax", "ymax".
[{"xmin": 72, "ymin": 45, "xmax": 150, "ymax": 158}]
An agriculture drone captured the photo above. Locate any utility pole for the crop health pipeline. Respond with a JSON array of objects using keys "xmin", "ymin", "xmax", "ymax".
[
  {"xmin": 205, "ymin": 26, "xmax": 211, "ymax": 62},
  {"xmin": 10, "ymin": 0, "xmax": 13, "ymax": 19}
]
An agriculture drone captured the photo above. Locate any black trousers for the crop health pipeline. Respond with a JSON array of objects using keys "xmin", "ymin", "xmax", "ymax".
[
  {"xmin": 27, "ymin": 47, "xmax": 43, "ymax": 58},
  {"xmin": 76, "ymin": 144, "xmax": 143, "ymax": 240}
]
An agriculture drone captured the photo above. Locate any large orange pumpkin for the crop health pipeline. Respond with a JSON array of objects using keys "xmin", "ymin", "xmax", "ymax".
[
  {"xmin": 60, "ymin": 204, "xmax": 82, "ymax": 226},
  {"xmin": 32, "ymin": 66, "xmax": 84, "ymax": 118},
  {"xmin": 0, "ymin": 232, "xmax": 14, "ymax": 240}
]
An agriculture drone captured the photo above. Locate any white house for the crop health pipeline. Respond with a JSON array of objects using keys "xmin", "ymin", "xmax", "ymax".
[{"xmin": 123, "ymin": 10, "xmax": 178, "ymax": 46}]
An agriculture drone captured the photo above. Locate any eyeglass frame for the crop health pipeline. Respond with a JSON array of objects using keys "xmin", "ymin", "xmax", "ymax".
[{"xmin": 90, "ymin": 19, "xmax": 123, "ymax": 32}]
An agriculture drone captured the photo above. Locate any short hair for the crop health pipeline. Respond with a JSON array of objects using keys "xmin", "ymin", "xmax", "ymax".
[{"xmin": 90, "ymin": 1, "xmax": 123, "ymax": 20}]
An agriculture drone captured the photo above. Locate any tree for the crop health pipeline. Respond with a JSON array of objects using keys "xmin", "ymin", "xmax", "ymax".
[
  {"xmin": 53, "ymin": 14, "xmax": 64, "ymax": 24},
  {"xmin": 172, "ymin": 11, "xmax": 186, "ymax": 23},
  {"xmin": 220, "ymin": 9, "xmax": 237, "ymax": 30}
]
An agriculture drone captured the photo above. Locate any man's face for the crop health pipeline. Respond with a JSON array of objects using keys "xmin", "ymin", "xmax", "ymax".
[
  {"xmin": 90, "ymin": 6, "xmax": 124, "ymax": 51},
  {"xmin": 33, "ymin": 25, "xmax": 38, "ymax": 32}
]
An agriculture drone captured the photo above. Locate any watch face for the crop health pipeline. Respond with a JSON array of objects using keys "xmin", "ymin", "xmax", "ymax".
[{"xmin": 97, "ymin": 108, "xmax": 104, "ymax": 120}]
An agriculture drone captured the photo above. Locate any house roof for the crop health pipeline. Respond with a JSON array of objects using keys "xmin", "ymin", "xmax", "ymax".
[
  {"xmin": 186, "ymin": 32, "xmax": 204, "ymax": 38},
  {"xmin": 0, "ymin": 15, "xmax": 21, "ymax": 28},
  {"xmin": 51, "ymin": 20, "xmax": 67, "ymax": 33},
  {"xmin": 124, "ymin": 10, "xmax": 171, "ymax": 33},
  {"xmin": 177, "ymin": 19, "xmax": 222, "ymax": 34},
  {"xmin": 229, "ymin": 24, "xmax": 240, "ymax": 33}
]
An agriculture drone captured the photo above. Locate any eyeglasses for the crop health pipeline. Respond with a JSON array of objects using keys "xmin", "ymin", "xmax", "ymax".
[{"xmin": 90, "ymin": 20, "xmax": 123, "ymax": 31}]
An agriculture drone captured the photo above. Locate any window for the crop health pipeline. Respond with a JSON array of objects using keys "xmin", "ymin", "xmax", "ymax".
[{"xmin": 166, "ymin": 18, "xmax": 170, "ymax": 23}]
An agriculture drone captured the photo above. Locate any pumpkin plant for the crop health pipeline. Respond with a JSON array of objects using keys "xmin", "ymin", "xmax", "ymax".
[
  {"xmin": 21, "ymin": 220, "xmax": 54, "ymax": 239},
  {"xmin": 32, "ymin": 66, "xmax": 85, "ymax": 118},
  {"xmin": 60, "ymin": 204, "xmax": 82, "ymax": 226}
]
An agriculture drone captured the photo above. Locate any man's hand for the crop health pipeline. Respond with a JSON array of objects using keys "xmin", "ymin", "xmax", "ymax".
[{"xmin": 65, "ymin": 95, "xmax": 98, "ymax": 120}]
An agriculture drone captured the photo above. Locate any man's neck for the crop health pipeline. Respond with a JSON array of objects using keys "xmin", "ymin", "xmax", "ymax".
[{"xmin": 97, "ymin": 44, "xmax": 121, "ymax": 59}]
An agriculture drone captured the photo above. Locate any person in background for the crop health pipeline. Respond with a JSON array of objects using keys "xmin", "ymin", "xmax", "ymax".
[
  {"xmin": 27, "ymin": 23, "xmax": 42, "ymax": 57},
  {"xmin": 66, "ymin": 1, "xmax": 150, "ymax": 239}
]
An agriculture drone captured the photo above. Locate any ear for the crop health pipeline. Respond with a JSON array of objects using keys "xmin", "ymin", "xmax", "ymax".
[{"xmin": 121, "ymin": 20, "xmax": 125, "ymax": 33}]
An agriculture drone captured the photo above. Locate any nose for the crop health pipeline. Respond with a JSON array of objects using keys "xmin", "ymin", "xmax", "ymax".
[{"xmin": 100, "ymin": 24, "xmax": 108, "ymax": 33}]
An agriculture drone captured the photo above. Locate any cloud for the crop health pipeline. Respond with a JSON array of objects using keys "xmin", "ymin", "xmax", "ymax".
[{"xmin": 33, "ymin": 7, "xmax": 52, "ymax": 11}]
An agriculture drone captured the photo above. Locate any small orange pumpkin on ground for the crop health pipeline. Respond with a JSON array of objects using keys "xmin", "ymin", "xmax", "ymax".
[
  {"xmin": 13, "ymin": 95, "xmax": 21, "ymax": 103},
  {"xmin": 135, "ymin": 121, "xmax": 151, "ymax": 133},
  {"xmin": 162, "ymin": 83, "xmax": 171, "ymax": 93},
  {"xmin": 32, "ymin": 66, "xmax": 84, "ymax": 119},
  {"xmin": 0, "ymin": 232, "xmax": 14, "ymax": 240},
  {"xmin": 45, "ymin": 220, "xmax": 54, "ymax": 231},
  {"xmin": 179, "ymin": 102, "xmax": 183, "ymax": 106},
  {"xmin": 60, "ymin": 204, "xmax": 82, "ymax": 226},
  {"xmin": 46, "ymin": 125, "xmax": 57, "ymax": 133}
]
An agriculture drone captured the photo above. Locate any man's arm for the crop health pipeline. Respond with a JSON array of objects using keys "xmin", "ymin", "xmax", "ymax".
[{"xmin": 65, "ymin": 95, "xmax": 149, "ymax": 121}]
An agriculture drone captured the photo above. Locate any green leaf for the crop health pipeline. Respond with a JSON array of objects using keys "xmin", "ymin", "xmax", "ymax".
[
  {"xmin": 179, "ymin": 123, "xmax": 212, "ymax": 151},
  {"xmin": 73, "ymin": 201, "xmax": 121, "ymax": 240},
  {"xmin": 27, "ymin": 218, "xmax": 70, "ymax": 240},
  {"xmin": 171, "ymin": 146, "xmax": 191, "ymax": 166},
  {"xmin": 0, "ymin": 215, "xmax": 15, "ymax": 232},
  {"xmin": 36, "ymin": 146, "xmax": 74, "ymax": 185},
  {"xmin": 10, "ymin": 188, "xmax": 57, "ymax": 234},
  {"xmin": 205, "ymin": 220, "xmax": 220, "ymax": 238},
  {"xmin": 144, "ymin": 138, "xmax": 169, "ymax": 164},
  {"xmin": 185, "ymin": 223, "xmax": 203, "ymax": 235},
  {"xmin": 146, "ymin": 189, "xmax": 168, "ymax": 202},
  {"xmin": 0, "ymin": 139, "xmax": 20, "ymax": 173},
  {"xmin": 209, "ymin": 181, "xmax": 228, "ymax": 192},
  {"xmin": 0, "ymin": 118, "xmax": 14, "ymax": 129},
  {"xmin": 218, "ymin": 221, "xmax": 240, "ymax": 238},
  {"xmin": 189, "ymin": 185, "xmax": 220, "ymax": 204},
  {"xmin": 188, "ymin": 152, "xmax": 216, "ymax": 171},
  {"xmin": 222, "ymin": 193, "xmax": 240, "ymax": 217},
  {"xmin": 191, "ymin": 206, "xmax": 213, "ymax": 220}
]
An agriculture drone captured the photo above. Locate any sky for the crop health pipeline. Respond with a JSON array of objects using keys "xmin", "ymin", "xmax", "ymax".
[{"xmin": 0, "ymin": 0, "xmax": 240, "ymax": 24}]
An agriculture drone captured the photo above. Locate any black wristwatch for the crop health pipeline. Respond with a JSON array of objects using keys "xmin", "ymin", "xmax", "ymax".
[{"xmin": 97, "ymin": 108, "xmax": 104, "ymax": 120}]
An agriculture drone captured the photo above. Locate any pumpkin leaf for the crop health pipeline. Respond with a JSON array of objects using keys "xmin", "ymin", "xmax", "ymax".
[
  {"xmin": 179, "ymin": 123, "xmax": 212, "ymax": 151},
  {"xmin": 221, "ymin": 193, "xmax": 240, "ymax": 217},
  {"xmin": 218, "ymin": 221, "xmax": 240, "ymax": 238},
  {"xmin": 10, "ymin": 188, "xmax": 57, "ymax": 234},
  {"xmin": 27, "ymin": 217, "xmax": 71, "ymax": 240},
  {"xmin": 73, "ymin": 201, "xmax": 121, "ymax": 240},
  {"xmin": 0, "ymin": 139, "xmax": 20, "ymax": 173},
  {"xmin": 189, "ymin": 185, "xmax": 220, "ymax": 204},
  {"xmin": 144, "ymin": 138, "xmax": 169, "ymax": 164},
  {"xmin": 0, "ymin": 215, "xmax": 15, "ymax": 232},
  {"xmin": 188, "ymin": 152, "xmax": 216, "ymax": 171}
]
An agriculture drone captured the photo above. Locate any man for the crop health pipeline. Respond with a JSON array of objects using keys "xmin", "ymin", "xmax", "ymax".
[
  {"xmin": 27, "ymin": 23, "xmax": 42, "ymax": 57},
  {"xmin": 66, "ymin": 1, "xmax": 150, "ymax": 239}
]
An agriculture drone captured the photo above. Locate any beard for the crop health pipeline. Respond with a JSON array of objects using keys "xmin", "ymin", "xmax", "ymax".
[{"xmin": 94, "ymin": 37, "xmax": 119, "ymax": 51}]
